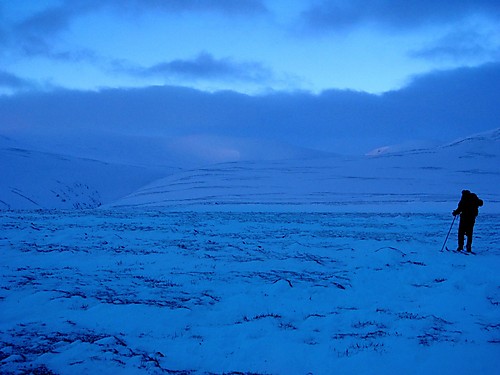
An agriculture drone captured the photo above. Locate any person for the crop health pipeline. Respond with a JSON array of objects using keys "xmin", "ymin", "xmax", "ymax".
[{"xmin": 452, "ymin": 190, "xmax": 483, "ymax": 252}]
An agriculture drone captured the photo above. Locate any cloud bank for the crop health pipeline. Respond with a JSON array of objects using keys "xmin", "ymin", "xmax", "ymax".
[
  {"xmin": 1, "ymin": 0, "xmax": 268, "ymax": 61},
  {"xmin": 409, "ymin": 29, "xmax": 500, "ymax": 62},
  {"xmin": 0, "ymin": 71, "xmax": 33, "ymax": 90},
  {"xmin": 300, "ymin": 0, "xmax": 500, "ymax": 31},
  {"xmin": 1, "ymin": 62, "xmax": 499, "ymax": 157},
  {"xmin": 128, "ymin": 52, "xmax": 273, "ymax": 83},
  {"xmin": 2, "ymin": 0, "xmax": 499, "ymax": 96}
]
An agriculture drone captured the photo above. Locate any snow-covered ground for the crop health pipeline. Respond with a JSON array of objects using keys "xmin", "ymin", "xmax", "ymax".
[
  {"xmin": 1, "ymin": 210, "xmax": 499, "ymax": 374},
  {"xmin": 1, "ymin": 128, "xmax": 499, "ymax": 373}
]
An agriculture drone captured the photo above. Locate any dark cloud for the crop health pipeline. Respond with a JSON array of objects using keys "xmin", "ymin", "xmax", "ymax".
[
  {"xmin": 126, "ymin": 0, "xmax": 268, "ymax": 15},
  {"xmin": 0, "ymin": 71, "xmax": 33, "ymax": 90},
  {"xmin": 382, "ymin": 62, "xmax": 500, "ymax": 138},
  {"xmin": 1, "ymin": 1, "xmax": 95, "ymax": 61},
  {"xmin": 409, "ymin": 29, "xmax": 500, "ymax": 62},
  {"xmin": 300, "ymin": 0, "xmax": 500, "ymax": 31},
  {"xmin": 3, "ymin": 0, "xmax": 268, "ymax": 60},
  {"xmin": 1, "ymin": 62, "xmax": 499, "ymax": 154},
  {"xmin": 132, "ymin": 52, "xmax": 273, "ymax": 83},
  {"xmin": 16, "ymin": 0, "xmax": 267, "ymax": 36},
  {"xmin": 17, "ymin": 3, "xmax": 85, "ymax": 36}
]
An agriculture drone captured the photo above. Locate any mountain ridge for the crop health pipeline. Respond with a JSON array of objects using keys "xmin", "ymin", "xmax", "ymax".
[
  {"xmin": 110, "ymin": 128, "xmax": 500, "ymax": 212},
  {"xmin": 2, "ymin": 128, "xmax": 498, "ymax": 211}
]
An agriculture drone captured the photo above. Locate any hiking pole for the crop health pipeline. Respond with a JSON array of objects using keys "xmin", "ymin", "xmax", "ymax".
[{"xmin": 440, "ymin": 215, "xmax": 456, "ymax": 252}]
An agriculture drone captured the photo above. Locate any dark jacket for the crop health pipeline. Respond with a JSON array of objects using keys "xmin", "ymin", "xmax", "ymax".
[{"xmin": 454, "ymin": 190, "xmax": 483, "ymax": 218}]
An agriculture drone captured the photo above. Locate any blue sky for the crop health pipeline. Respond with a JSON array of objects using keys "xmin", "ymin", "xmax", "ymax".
[{"xmin": 1, "ymin": 0, "xmax": 500, "ymax": 159}]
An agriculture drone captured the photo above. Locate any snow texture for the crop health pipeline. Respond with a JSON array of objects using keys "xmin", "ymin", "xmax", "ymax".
[
  {"xmin": 1, "ymin": 128, "xmax": 499, "ymax": 374},
  {"xmin": 1, "ymin": 211, "xmax": 499, "ymax": 374}
]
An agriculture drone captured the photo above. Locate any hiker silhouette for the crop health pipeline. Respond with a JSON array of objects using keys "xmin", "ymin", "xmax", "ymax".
[{"xmin": 452, "ymin": 190, "xmax": 483, "ymax": 252}]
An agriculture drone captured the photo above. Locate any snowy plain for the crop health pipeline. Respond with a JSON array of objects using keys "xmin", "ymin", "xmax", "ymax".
[
  {"xmin": 1, "ymin": 129, "xmax": 500, "ymax": 374},
  {"xmin": 1, "ymin": 211, "xmax": 499, "ymax": 374}
]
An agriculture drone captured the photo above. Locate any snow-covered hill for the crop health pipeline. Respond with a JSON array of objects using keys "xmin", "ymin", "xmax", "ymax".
[
  {"xmin": 0, "ymin": 136, "xmax": 171, "ymax": 209},
  {"xmin": 0, "ymin": 132, "xmax": 332, "ymax": 210},
  {"xmin": 110, "ymin": 128, "xmax": 500, "ymax": 212},
  {"xmin": 2, "ymin": 128, "xmax": 499, "ymax": 211}
]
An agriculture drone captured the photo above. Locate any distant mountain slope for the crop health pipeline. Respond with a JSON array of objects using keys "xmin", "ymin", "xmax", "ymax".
[
  {"xmin": 0, "ymin": 131, "xmax": 336, "ymax": 210},
  {"xmin": 0, "ymin": 139, "xmax": 171, "ymax": 210},
  {"xmin": 110, "ymin": 128, "xmax": 500, "ymax": 212}
]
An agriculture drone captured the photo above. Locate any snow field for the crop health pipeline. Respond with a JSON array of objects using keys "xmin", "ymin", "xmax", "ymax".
[{"xmin": 1, "ymin": 210, "xmax": 499, "ymax": 374}]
